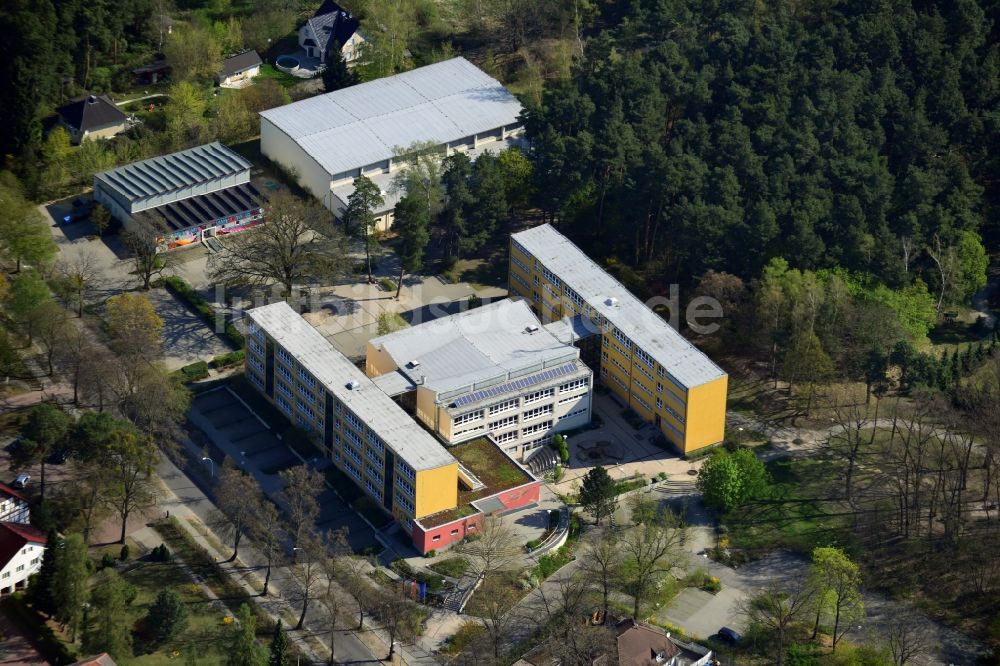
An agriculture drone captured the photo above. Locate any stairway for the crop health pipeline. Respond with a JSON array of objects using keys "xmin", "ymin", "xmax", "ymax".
[
  {"xmin": 525, "ymin": 447, "xmax": 558, "ymax": 475},
  {"xmin": 654, "ymin": 478, "xmax": 697, "ymax": 499}
]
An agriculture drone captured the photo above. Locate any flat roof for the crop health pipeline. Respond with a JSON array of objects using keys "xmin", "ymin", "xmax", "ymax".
[
  {"xmin": 260, "ymin": 57, "xmax": 523, "ymax": 178},
  {"xmin": 417, "ymin": 436, "xmax": 535, "ymax": 528},
  {"xmin": 95, "ymin": 142, "xmax": 251, "ymax": 203},
  {"xmin": 140, "ymin": 182, "xmax": 262, "ymax": 232},
  {"xmin": 246, "ymin": 301, "xmax": 456, "ymax": 471},
  {"xmin": 369, "ymin": 299, "xmax": 579, "ymax": 396},
  {"xmin": 511, "ymin": 224, "xmax": 726, "ymax": 389}
]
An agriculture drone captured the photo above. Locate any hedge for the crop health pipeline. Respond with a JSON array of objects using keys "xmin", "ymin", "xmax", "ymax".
[
  {"xmin": 164, "ymin": 276, "xmax": 245, "ymax": 348},
  {"xmin": 210, "ymin": 349, "xmax": 246, "ymax": 369},
  {"xmin": 178, "ymin": 361, "xmax": 210, "ymax": 382}
]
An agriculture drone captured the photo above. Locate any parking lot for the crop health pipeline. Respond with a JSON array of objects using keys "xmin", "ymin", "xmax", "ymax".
[{"xmin": 188, "ymin": 388, "xmax": 379, "ymax": 553}]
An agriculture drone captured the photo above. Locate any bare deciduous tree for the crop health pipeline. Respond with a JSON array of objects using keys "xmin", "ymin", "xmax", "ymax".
[
  {"xmin": 739, "ymin": 582, "xmax": 814, "ymax": 666},
  {"xmin": 208, "ymin": 192, "xmax": 346, "ymax": 297},
  {"xmin": 458, "ymin": 516, "xmax": 522, "ymax": 581},
  {"xmin": 214, "ymin": 459, "xmax": 260, "ymax": 561},
  {"xmin": 279, "ymin": 464, "xmax": 324, "ymax": 549},
  {"xmin": 248, "ymin": 496, "xmax": 285, "ymax": 596},
  {"xmin": 885, "ymin": 609, "xmax": 934, "ymax": 666}
]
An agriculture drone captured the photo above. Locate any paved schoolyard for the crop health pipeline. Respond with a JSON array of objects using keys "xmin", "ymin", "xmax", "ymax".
[
  {"xmin": 188, "ymin": 388, "xmax": 379, "ymax": 553},
  {"xmin": 147, "ymin": 287, "xmax": 234, "ymax": 370}
]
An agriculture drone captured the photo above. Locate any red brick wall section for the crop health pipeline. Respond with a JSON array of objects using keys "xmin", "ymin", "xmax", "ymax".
[
  {"xmin": 410, "ymin": 480, "xmax": 541, "ymax": 553},
  {"xmin": 412, "ymin": 513, "xmax": 484, "ymax": 553}
]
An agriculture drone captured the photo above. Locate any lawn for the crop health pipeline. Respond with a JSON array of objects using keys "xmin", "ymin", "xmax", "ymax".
[
  {"xmin": 725, "ymin": 457, "xmax": 855, "ymax": 560},
  {"xmin": 122, "ymin": 559, "xmax": 232, "ymax": 665},
  {"xmin": 257, "ymin": 63, "xmax": 301, "ymax": 88},
  {"xmin": 428, "ymin": 556, "xmax": 469, "ymax": 578}
]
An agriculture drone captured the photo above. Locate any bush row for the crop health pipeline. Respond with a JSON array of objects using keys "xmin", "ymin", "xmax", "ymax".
[{"xmin": 164, "ymin": 276, "xmax": 245, "ymax": 348}]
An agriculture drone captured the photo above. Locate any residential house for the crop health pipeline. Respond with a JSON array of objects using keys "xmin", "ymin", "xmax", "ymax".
[
  {"xmin": 0, "ymin": 482, "xmax": 30, "ymax": 524},
  {"xmin": 218, "ymin": 51, "xmax": 262, "ymax": 88},
  {"xmin": 612, "ymin": 619, "xmax": 714, "ymax": 666},
  {"xmin": 0, "ymin": 522, "xmax": 46, "ymax": 594},
  {"xmin": 56, "ymin": 95, "xmax": 128, "ymax": 144},
  {"xmin": 299, "ymin": 0, "xmax": 363, "ymax": 65}
]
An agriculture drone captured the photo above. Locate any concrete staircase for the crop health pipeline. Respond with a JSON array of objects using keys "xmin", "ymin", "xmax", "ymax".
[{"xmin": 525, "ymin": 446, "xmax": 558, "ymax": 475}]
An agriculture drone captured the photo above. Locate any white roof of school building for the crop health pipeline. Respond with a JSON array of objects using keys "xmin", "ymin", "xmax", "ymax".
[
  {"xmin": 246, "ymin": 301, "xmax": 456, "ymax": 471},
  {"xmin": 94, "ymin": 142, "xmax": 251, "ymax": 203},
  {"xmin": 511, "ymin": 224, "xmax": 727, "ymax": 390},
  {"xmin": 259, "ymin": 57, "xmax": 523, "ymax": 178},
  {"xmin": 369, "ymin": 299, "xmax": 581, "ymax": 397}
]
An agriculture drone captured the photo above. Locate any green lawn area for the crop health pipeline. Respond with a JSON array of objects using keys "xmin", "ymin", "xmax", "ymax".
[
  {"xmin": 428, "ymin": 557, "xmax": 469, "ymax": 578},
  {"xmin": 257, "ymin": 63, "xmax": 301, "ymax": 88},
  {"xmin": 725, "ymin": 457, "xmax": 855, "ymax": 560},
  {"xmin": 122, "ymin": 560, "xmax": 232, "ymax": 664}
]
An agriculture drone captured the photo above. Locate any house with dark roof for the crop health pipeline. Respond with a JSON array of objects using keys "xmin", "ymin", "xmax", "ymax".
[
  {"xmin": 612, "ymin": 619, "xmax": 714, "ymax": 666},
  {"xmin": 0, "ymin": 482, "xmax": 30, "ymax": 525},
  {"xmin": 56, "ymin": 95, "xmax": 129, "ymax": 144},
  {"xmin": 298, "ymin": 0, "xmax": 363, "ymax": 65},
  {"xmin": 218, "ymin": 51, "xmax": 262, "ymax": 88},
  {"xmin": 0, "ymin": 522, "xmax": 46, "ymax": 594}
]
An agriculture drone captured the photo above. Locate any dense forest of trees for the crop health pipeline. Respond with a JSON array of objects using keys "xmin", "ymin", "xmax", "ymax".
[{"xmin": 525, "ymin": 0, "xmax": 1000, "ymax": 301}]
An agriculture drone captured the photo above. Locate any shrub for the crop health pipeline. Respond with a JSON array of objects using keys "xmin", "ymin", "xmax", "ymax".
[
  {"xmin": 552, "ymin": 464, "xmax": 564, "ymax": 481},
  {"xmin": 467, "ymin": 294, "xmax": 482, "ymax": 309},
  {"xmin": 119, "ymin": 544, "xmax": 130, "ymax": 561},
  {"xmin": 210, "ymin": 349, "xmax": 246, "ymax": 369},
  {"xmin": 703, "ymin": 576, "xmax": 721, "ymax": 593},
  {"xmin": 425, "ymin": 549, "xmax": 437, "ymax": 558},
  {"xmin": 379, "ymin": 278, "xmax": 397, "ymax": 292},
  {"xmin": 179, "ymin": 361, "xmax": 210, "ymax": 382},
  {"xmin": 100, "ymin": 553, "xmax": 117, "ymax": 569},
  {"xmin": 525, "ymin": 539, "xmax": 542, "ymax": 551}
]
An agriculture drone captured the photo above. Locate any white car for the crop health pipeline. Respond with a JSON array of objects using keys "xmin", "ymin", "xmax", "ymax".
[{"xmin": 13, "ymin": 473, "xmax": 29, "ymax": 489}]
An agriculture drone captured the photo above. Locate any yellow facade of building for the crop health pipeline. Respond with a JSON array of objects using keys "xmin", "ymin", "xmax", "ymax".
[{"xmin": 508, "ymin": 235, "xmax": 728, "ymax": 455}]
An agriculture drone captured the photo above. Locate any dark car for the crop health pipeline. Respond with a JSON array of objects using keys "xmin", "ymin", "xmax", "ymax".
[
  {"xmin": 717, "ymin": 627, "xmax": 742, "ymax": 645},
  {"xmin": 45, "ymin": 448, "xmax": 72, "ymax": 465}
]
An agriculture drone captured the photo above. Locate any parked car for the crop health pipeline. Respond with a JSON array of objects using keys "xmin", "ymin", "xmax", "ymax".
[
  {"xmin": 717, "ymin": 627, "xmax": 742, "ymax": 645},
  {"xmin": 45, "ymin": 448, "xmax": 72, "ymax": 465},
  {"xmin": 13, "ymin": 473, "xmax": 30, "ymax": 489}
]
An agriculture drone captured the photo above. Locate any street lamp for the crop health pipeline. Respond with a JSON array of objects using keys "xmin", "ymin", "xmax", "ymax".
[{"xmin": 201, "ymin": 456, "xmax": 214, "ymax": 478}]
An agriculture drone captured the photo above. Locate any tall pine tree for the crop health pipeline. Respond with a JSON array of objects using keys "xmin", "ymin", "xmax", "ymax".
[{"xmin": 268, "ymin": 619, "xmax": 289, "ymax": 666}]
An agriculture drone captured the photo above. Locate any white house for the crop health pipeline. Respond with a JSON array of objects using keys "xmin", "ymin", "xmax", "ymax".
[
  {"xmin": 299, "ymin": 0, "xmax": 363, "ymax": 65},
  {"xmin": 0, "ymin": 483, "xmax": 30, "ymax": 525},
  {"xmin": 0, "ymin": 522, "xmax": 46, "ymax": 594},
  {"xmin": 218, "ymin": 51, "xmax": 262, "ymax": 88}
]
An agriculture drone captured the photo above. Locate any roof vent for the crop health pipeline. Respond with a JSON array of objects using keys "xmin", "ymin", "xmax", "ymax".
[
  {"xmin": 605, "ymin": 297, "xmax": 618, "ymax": 307},
  {"xmin": 87, "ymin": 95, "xmax": 98, "ymax": 104},
  {"xmin": 525, "ymin": 324, "xmax": 539, "ymax": 333},
  {"xmin": 347, "ymin": 380, "xmax": 360, "ymax": 390},
  {"xmin": 407, "ymin": 359, "xmax": 421, "ymax": 369}
]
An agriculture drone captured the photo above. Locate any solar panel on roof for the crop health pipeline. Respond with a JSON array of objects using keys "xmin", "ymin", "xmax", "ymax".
[{"xmin": 451, "ymin": 362, "xmax": 577, "ymax": 408}]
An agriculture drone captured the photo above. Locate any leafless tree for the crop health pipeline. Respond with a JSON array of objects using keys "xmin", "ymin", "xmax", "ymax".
[
  {"xmin": 579, "ymin": 527, "xmax": 622, "ymax": 623},
  {"xmin": 620, "ymin": 512, "xmax": 685, "ymax": 618},
  {"xmin": 371, "ymin": 587, "xmax": 420, "ymax": 661},
  {"xmin": 335, "ymin": 555, "xmax": 377, "ymax": 630},
  {"xmin": 884, "ymin": 609, "xmax": 934, "ymax": 665},
  {"xmin": 472, "ymin": 575, "xmax": 520, "ymax": 661},
  {"xmin": 739, "ymin": 582, "xmax": 815, "ymax": 666},
  {"xmin": 279, "ymin": 464, "xmax": 324, "ymax": 549},
  {"xmin": 248, "ymin": 496, "xmax": 285, "ymax": 596},
  {"xmin": 208, "ymin": 192, "xmax": 347, "ymax": 297},
  {"xmin": 214, "ymin": 459, "xmax": 261, "ymax": 561},
  {"xmin": 53, "ymin": 324, "xmax": 100, "ymax": 405},
  {"xmin": 122, "ymin": 217, "xmax": 171, "ymax": 290},
  {"xmin": 289, "ymin": 528, "xmax": 326, "ymax": 630},
  {"xmin": 458, "ymin": 516, "xmax": 522, "ymax": 580},
  {"xmin": 57, "ymin": 252, "xmax": 100, "ymax": 316},
  {"xmin": 30, "ymin": 302, "xmax": 70, "ymax": 375}
]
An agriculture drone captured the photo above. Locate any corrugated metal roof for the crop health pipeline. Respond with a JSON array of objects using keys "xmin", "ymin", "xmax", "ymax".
[
  {"xmin": 246, "ymin": 302, "xmax": 455, "ymax": 471},
  {"xmin": 94, "ymin": 142, "xmax": 251, "ymax": 203},
  {"xmin": 369, "ymin": 299, "xmax": 579, "ymax": 395},
  {"xmin": 260, "ymin": 57, "xmax": 522, "ymax": 178},
  {"xmin": 511, "ymin": 224, "xmax": 727, "ymax": 389}
]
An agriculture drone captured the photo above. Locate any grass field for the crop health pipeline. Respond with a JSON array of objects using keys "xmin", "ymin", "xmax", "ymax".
[
  {"xmin": 726, "ymin": 457, "xmax": 855, "ymax": 560},
  {"xmin": 122, "ymin": 559, "xmax": 232, "ymax": 665}
]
